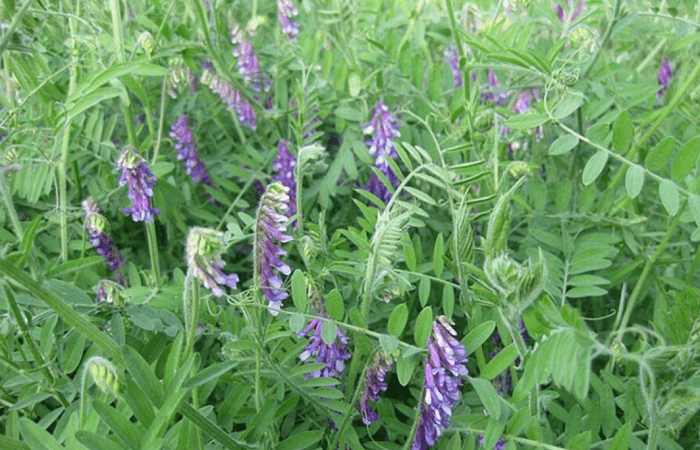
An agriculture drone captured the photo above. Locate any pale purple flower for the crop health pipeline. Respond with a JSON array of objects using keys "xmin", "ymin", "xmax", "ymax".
[
  {"xmin": 83, "ymin": 198, "xmax": 125, "ymax": 285},
  {"xmin": 272, "ymin": 139, "xmax": 297, "ymax": 219},
  {"xmin": 482, "ymin": 70, "xmax": 509, "ymax": 106},
  {"xmin": 278, "ymin": 0, "xmax": 300, "ymax": 42},
  {"xmin": 298, "ymin": 313, "xmax": 351, "ymax": 379},
  {"xmin": 554, "ymin": 1, "xmax": 585, "ymax": 23},
  {"xmin": 256, "ymin": 182, "xmax": 292, "ymax": 315},
  {"xmin": 360, "ymin": 352, "xmax": 393, "ymax": 425},
  {"xmin": 412, "ymin": 316, "xmax": 468, "ymax": 450},
  {"xmin": 201, "ymin": 60, "xmax": 257, "ymax": 130},
  {"xmin": 364, "ymin": 102, "xmax": 401, "ymax": 204},
  {"xmin": 170, "ymin": 115, "xmax": 213, "ymax": 186},
  {"xmin": 444, "ymin": 45, "xmax": 463, "ymax": 88},
  {"xmin": 235, "ymin": 39, "xmax": 271, "ymax": 95},
  {"xmin": 186, "ymin": 227, "xmax": 239, "ymax": 297},
  {"xmin": 657, "ymin": 57, "xmax": 673, "ymax": 99},
  {"xmin": 116, "ymin": 147, "xmax": 160, "ymax": 223}
]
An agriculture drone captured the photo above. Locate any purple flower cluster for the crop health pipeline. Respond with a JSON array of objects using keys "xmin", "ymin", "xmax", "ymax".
[
  {"xmin": 364, "ymin": 102, "xmax": 401, "ymax": 204},
  {"xmin": 256, "ymin": 182, "xmax": 293, "ymax": 315},
  {"xmin": 278, "ymin": 0, "xmax": 300, "ymax": 42},
  {"xmin": 482, "ymin": 70, "xmax": 509, "ymax": 106},
  {"xmin": 360, "ymin": 352, "xmax": 393, "ymax": 425},
  {"xmin": 554, "ymin": 1, "xmax": 585, "ymax": 23},
  {"xmin": 444, "ymin": 45, "xmax": 463, "ymax": 89},
  {"xmin": 116, "ymin": 147, "xmax": 160, "ymax": 222},
  {"xmin": 272, "ymin": 139, "xmax": 297, "ymax": 219},
  {"xmin": 186, "ymin": 227, "xmax": 239, "ymax": 297},
  {"xmin": 235, "ymin": 39, "xmax": 270, "ymax": 95},
  {"xmin": 83, "ymin": 197, "xmax": 125, "ymax": 285},
  {"xmin": 201, "ymin": 61, "xmax": 257, "ymax": 130},
  {"xmin": 298, "ymin": 313, "xmax": 351, "ymax": 380},
  {"xmin": 657, "ymin": 57, "xmax": 673, "ymax": 99},
  {"xmin": 169, "ymin": 115, "xmax": 213, "ymax": 186},
  {"xmin": 412, "ymin": 317, "xmax": 468, "ymax": 450}
]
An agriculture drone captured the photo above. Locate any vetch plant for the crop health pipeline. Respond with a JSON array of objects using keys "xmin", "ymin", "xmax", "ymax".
[
  {"xmin": 116, "ymin": 146, "xmax": 159, "ymax": 223},
  {"xmin": 82, "ymin": 197, "xmax": 125, "ymax": 285},
  {"xmin": 186, "ymin": 227, "xmax": 239, "ymax": 298}
]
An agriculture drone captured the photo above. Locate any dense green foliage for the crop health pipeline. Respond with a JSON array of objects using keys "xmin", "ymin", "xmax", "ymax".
[{"xmin": 1, "ymin": 0, "xmax": 700, "ymax": 449}]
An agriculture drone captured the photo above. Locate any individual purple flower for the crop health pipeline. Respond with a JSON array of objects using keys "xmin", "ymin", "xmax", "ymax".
[
  {"xmin": 235, "ymin": 39, "xmax": 270, "ymax": 95},
  {"xmin": 444, "ymin": 45, "xmax": 463, "ymax": 88},
  {"xmin": 298, "ymin": 313, "xmax": 351, "ymax": 380},
  {"xmin": 186, "ymin": 227, "xmax": 239, "ymax": 297},
  {"xmin": 169, "ymin": 115, "xmax": 213, "ymax": 186},
  {"xmin": 83, "ymin": 198, "xmax": 125, "ymax": 285},
  {"xmin": 278, "ymin": 0, "xmax": 300, "ymax": 42},
  {"xmin": 477, "ymin": 434, "xmax": 507, "ymax": 450},
  {"xmin": 255, "ymin": 182, "xmax": 293, "ymax": 315},
  {"xmin": 657, "ymin": 57, "xmax": 673, "ymax": 99},
  {"xmin": 116, "ymin": 147, "xmax": 160, "ymax": 222},
  {"xmin": 272, "ymin": 139, "xmax": 297, "ymax": 219},
  {"xmin": 201, "ymin": 61, "xmax": 257, "ymax": 130},
  {"xmin": 412, "ymin": 316, "xmax": 468, "ymax": 450},
  {"xmin": 360, "ymin": 352, "xmax": 393, "ymax": 425},
  {"xmin": 554, "ymin": 1, "xmax": 585, "ymax": 23},
  {"xmin": 364, "ymin": 102, "xmax": 401, "ymax": 204}
]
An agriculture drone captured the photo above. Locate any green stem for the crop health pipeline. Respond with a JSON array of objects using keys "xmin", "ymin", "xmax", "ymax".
[
  {"xmin": 146, "ymin": 221, "xmax": 162, "ymax": 288},
  {"xmin": 0, "ymin": 171, "xmax": 23, "ymax": 240},
  {"xmin": 0, "ymin": 0, "xmax": 33, "ymax": 57},
  {"xmin": 151, "ymin": 79, "xmax": 168, "ymax": 165},
  {"xmin": 183, "ymin": 274, "xmax": 199, "ymax": 362},
  {"xmin": 402, "ymin": 384, "xmax": 426, "ymax": 450}
]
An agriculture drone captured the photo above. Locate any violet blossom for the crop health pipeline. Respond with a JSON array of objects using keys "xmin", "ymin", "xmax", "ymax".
[
  {"xmin": 272, "ymin": 139, "xmax": 297, "ymax": 219},
  {"xmin": 186, "ymin": 227, "xmax": 239, "ymax": 298},
  {"xmin": 554, "ymin": 1, "xmax": 585, "ymax": 23},
  {"xmin": 235, "ymin": 39, "xmax": 270, "ymax": 96},
  {"xmin": 169, "ymin": 115, "xmax": 213, "ymax": 186},
  {"xmin": 364, "ymin": 102, "xmax": 401, "ymax": 205},
  {"xmin": 278, "ymin": 0, "xmax": 300, "ymax": 42},
  {"xmin": 412, "ymin": 316, "xmax": 468, "ymax": 450},
  {"xmin": 255, "ymin": 182, "xmax": 292, "ymax": 315},
  {"xmin": 201, "ymin": 60, "xmax": 257, "ymax": 130},
  {"xmin": 657, "ymin": 57, "xmax": 673, "ymax": 99},
  {"xmin": 444, "ymin": 45, "xmax": 463, "ymax": 89},
  {"xmin": 298, "ymin": 313, "xmax": 351, "ymax": 380},
  {"xmin": 116, "ymin": 147, "xmax": 160, "ymax": 222},
  {"xmin": 482, "ymin": 70, "xmax": 509, "ymax": 106},
  {"xmin": 360, "ymin": 351, "xmax": 393, "ymax": 425},
  {"xmin": 83, "ymin": 197, "xmax": 125, "ymax": 286}
]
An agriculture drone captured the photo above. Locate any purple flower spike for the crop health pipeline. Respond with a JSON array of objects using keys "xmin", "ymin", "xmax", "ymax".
[
  {"xmin": 255, "ymin": 182, "xmax": 293, "ymax": 315},
  {"xmin": 235, "ymin": 39, "xmax": 271, "ymax": 95},
  {"xmin": 364, "ymin": 102, "xmax": 401, "ymax": 204},
  {"xmin": 83, "ymin": 198, "xmax": 125, "ymax": 286},
  {"xmin": 298, "ymin": 313, "xmax": 351, "ymax": 379},
  {"xmin": 170, "ymin": 115, "xmax": 213, "ymax": 186},
  {"xmin": 412, "ymin": 316, "xmax": 468, "ymax": 450},
  {"xmin": 272, "ymin": 139, "xmax": 297, "ymax": 219},
  {"xmin": 186, "ymin": 227, "xmax": 239, "ymax": 298},
  {"xmin": 201, "ymin": 62, "xmax": 257, "ymax": 130},
  {"xmin": 360, "ymin": 352, "xmax": 393, "ymax": 425},
  {"xmin": 444, "ymin": 45, "xmax": 463, "ymax": 89},
  {"xmin": 657, "ymin": 57, "xmax": 673, "ymax": 99},
  {"xmin": 278, "ymin": 0, "xmax": 300, "ymax": 42},
  {"xmin": 116, "ymin": 147, "xmax": 160, "ymax": 223}
]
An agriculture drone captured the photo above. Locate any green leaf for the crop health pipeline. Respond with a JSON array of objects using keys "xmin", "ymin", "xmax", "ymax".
[
  {"xmin": 334, "ymin": 106, "xmax": 363, "ymax": 122},
  {"xmin": 291, "ymin": 269, "xmax": 308, "ymax": 311},
  {"xmin": 581, "ymin": 150, "xmax": 609, "ymax": 186},
  {"xmin": 442, "ymin": 284, "xmax": 454, "ymax": 319},
  {"xmin": 289, "ymin": 313, "xmax": 305, "ymax": 334},
  {"xmin": 379, "ymin": 334, "xmax": 399, "ymax": 354},
  {"xmin": 612, "ymin": 110, "xmax": 633, "ymax": 153},
  {"xmin": 19, "ymin": 419, "xmax": 63, "ymax": 450},
  {"xmin": 433, "ymin": 233, "xmax": 444, "ymax": 277},
  {"xmin": 553, "ymin": 93, "xmax": 584, "ymax": 120},
  {"xmin": 659, "ymin": 179, "xmax": 680, "ymax": 215},
  {"xmin": 549, "ymin": 134, "xmax": 579, "ymax": 155},
  {"xmin": 276, "ymin": 431, "xmax": 324, "ymax": 450},
  {"xmin": 566, "ymin": 431, "xmax": 592, "ymax": 450},
  {"xmin": 566, "ymin": 286, "xmax": 607, "ymax": 298},
  {"xmin": 463, "ymin": 321, "xmax": 496, "ymax": 355},
  {"xmin": 504, "ymin": 114, "xmax": 548, "ymax": 130},
  {"xmin": 0, "ymin": 435, "xmax": 29, "ymax": 450},
  {"xmin": 671, "ymin": 136, "xmax": 700, "ymax": 181},
  {"xmin": 625, "ymin": 165, "xmax": 645, "ymax": 198},
  {"xmin": 428, "ymin": 65, "xmax": 442, "ymax": 101},
  {"xmin": 414, "ymin": 306, "xmax": 433, "ymax": 347},
  {"xmin": 645, "ymin": 137, "xmax": 675, "ymax": 170},
  {"xmin": 321, "ymin": 320, "xmax": 338, "ymax": 345},
  {"xmin": 419, "ymin": 277, "xmax": 430, "ymax": 307},
  {"xmin": 387, "ymin": 303, "xmax": 409, "ymax": 336},
  {"xmin": 123, "ymin": 345, "xmax": 163, "ymax": 407},
  {"xmin": 396, "ymin": 350, "xmax": 419, "ymax": 386},
  {"xmin": 405, "ymin": 186, "xmax": 437, "ymax": 205},
  {"xmin": 481, "ymin": 343, "xmax": 518, "ymax": 380},
  {"xmin": 326, "ymin": 289, "xmax": 344, "ymax": 321},
  {"xmin": 67, "ymin": 87, "xmax": 123, "ymax": 120},
  {"xmin": 75, "ymin": 431, "xmax": 123, "ymax": 450},
  {"xmin": 92, "ymin": 401, "xmax": 141, "ymax": 449},
  {"xmin": 688, "ymin": 194, "xmax": 700, "ymax": 227},
  {"xmin": 45, "ymin": 256, "xmax": 103, "ymax": 278},
  {"xmin": 469, "ymin": 377, "xmax": 502, "ymax": 420},
  {"xmin": 183, "ymin": 360, "xmax": 237, "ymax": 389},
  {"xmin": 348, "ymin": 72, "xmax": 361, "ymax": 97},
  {"xmin": 609, "ymin": 422, "xmax": 632, "ymax": 450}
]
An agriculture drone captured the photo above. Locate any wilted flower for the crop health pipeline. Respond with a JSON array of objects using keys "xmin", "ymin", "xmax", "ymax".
[
  {"xmin": 657, "ymin": 57, "xmax": 673, "ymax": 99},
  {"xmin": 278, "ymin": 0, "xmax": 300, "ymax": 41},
  {"xmin": 255, "ymin": 182, "xmax": 293, "ymax": 315},
  {"xmin": 186, "ymin": 227, "xmax": 239, "ymax": 297},
  {"xmin": 364, "ymin": 102, "xmax": 401, "ymax": 204},
  {"xmin": 201, "ymin": 60, "xmax": 257, "ymax": 130},
  {"xmin": 554, "ymin": 1, "xmax": 585, "ymax": 23},
  {"xmin": 272, "ymin": 139, "xmax": 297, "ymax": 218},
  {"xmin": 169, "ymin": 115, "xmax": 213, "ymax": 186},
  {"xmin": 360, "ymin": 352, "xmax": 393, "ymax": 425},
  {"xmin": 444, "ymin": 45, "xmax": 463, "ymax": 89},
  {"xmin": 412, "ymin": 316, "xmax": 468, "ymax": 450},
  {"xmin": 116, "ymin": 147, "xmax": 160, "ymax": 222},
  {"xmin": 83, "ymin": 197, "xmax": 125, "ymax": 285},
  {"xmin": 298, "ymin": 313, "xmax": 351, "ymax": 379}
]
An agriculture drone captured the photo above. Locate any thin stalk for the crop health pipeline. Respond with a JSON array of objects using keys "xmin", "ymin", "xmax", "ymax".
[
  {"xmin": 0, "ymin": 171, "xmax": 23, "ymax": 240},
  {"xmin": 146, "ymin": 221, "xmax": 162, "ymax": 287},
  {"xmin": 183, "ymin": 274, "xmax": 199, "ymax": 363},
  {"xmin": 581, "ymin": 0, "xmax": 620, "ymax": 79},
  {"xmin": 401, "ymin": 384, "xmax": 426, "ymax": 450},
  {"xmin": 150, "ymin": 79, "xmax": 168, "ymax": 165}
]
